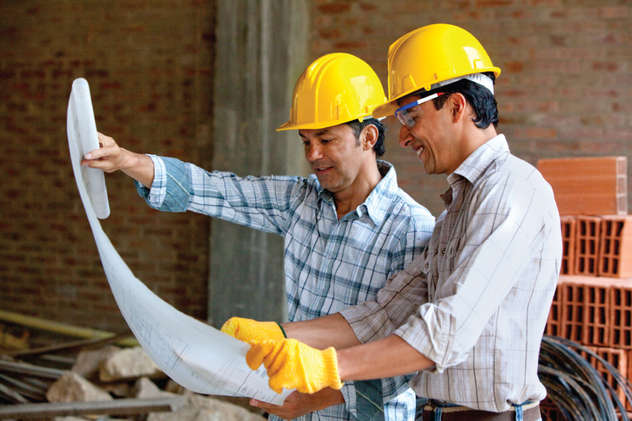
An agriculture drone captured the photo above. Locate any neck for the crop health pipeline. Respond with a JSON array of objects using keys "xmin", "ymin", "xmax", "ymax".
[
  {"xmin": 449, "ymin": 125, "xmax": 498, "ymax": 174},
  {"xmin": 334, "ymin": 161, "xmax": 382, "ymax": 219}
]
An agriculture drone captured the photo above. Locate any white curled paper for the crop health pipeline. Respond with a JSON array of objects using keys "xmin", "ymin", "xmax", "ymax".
[{"xmin": 66, "ymin": 78, "xmax": 290, "ymax": 405}]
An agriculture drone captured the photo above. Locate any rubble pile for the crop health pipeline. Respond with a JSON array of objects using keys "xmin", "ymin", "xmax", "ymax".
[{"xmin": 0, "ymin": 342, "xmax": 266, "ymax": 420}]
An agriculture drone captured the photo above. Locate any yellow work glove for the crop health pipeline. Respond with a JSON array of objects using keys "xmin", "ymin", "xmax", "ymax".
[
  {"xmin": 246, "ymin": 338, "xmax": 344, "ymax": 394},
  {"xmin": 220, "ymin": 317, "xmax": 286, "ymax": 344}
]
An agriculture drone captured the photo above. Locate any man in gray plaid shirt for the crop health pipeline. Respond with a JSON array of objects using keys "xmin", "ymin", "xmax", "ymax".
[
  {"xmin": 83, "ymin": 53, "xmax": 434, "ymax": 420},
  {"xmin": 230, "ymin": 24, "xmax": 559, "ymax": 421}
]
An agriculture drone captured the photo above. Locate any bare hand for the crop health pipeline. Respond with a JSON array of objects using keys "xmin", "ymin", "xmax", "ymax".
[
  {"xmin": 81, "ymin": 132, "xmax": 154, "ymax": 187},
  {"xmin": 250, "ymin": 389, "xmax": 344, "ymax": 420},
  {"xmin": 81, "ymin": 132, "xmax": 132, "ymax": 173}
]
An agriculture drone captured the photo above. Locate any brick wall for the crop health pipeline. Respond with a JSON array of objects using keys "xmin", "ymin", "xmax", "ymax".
[
  {"xmin": 309, "ymin": 0, "xmax": 632, "ymax": 216},
  {"xmin": 0, "ymin": 1, "xmax": 214, "ymax": 331}
]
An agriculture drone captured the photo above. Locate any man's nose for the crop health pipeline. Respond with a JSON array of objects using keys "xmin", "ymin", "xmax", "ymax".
[
  {"xmin": 399, "ymin": 125, "xmax": 413, "ymax": 148},
  {"xmin": 306, "ymin": 143, "xmax": 323, "ymax": 161}
]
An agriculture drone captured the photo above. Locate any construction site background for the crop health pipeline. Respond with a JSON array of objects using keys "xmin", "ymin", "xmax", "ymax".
[{"xmin": 0, "ymin": 1, "xmax": 630, "ymax": 334}]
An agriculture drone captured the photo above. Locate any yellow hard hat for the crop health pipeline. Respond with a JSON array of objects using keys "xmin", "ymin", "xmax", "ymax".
[
  {"xmin": 373, "ymin": 23, "xmax": 501, "ymax": 118},
  {"xmin": 277, "ymin": 53, "xmax": 387, "ymax": 131}
]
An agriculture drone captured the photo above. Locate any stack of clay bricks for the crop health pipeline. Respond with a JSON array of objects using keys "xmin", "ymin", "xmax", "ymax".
[{"xmin": 538, "ymin": 156, "xmax": 631, "ymax": 419}]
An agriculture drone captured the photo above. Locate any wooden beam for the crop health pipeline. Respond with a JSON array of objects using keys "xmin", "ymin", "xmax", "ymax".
[
  {"xmin": 0, "ymin": 310, "xmax": 137, "ymax": 347},
  {"xmin": 0, "ymin": 396, "xmax": 187, "ymax": 418},
  {"xmin": 8, "ymin": 331, "xmax": 133, "ymax": 358}
]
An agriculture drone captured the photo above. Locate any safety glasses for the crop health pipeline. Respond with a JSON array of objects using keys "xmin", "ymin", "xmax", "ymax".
[{"xmin": 394, "ymin": 92, "xmax": 444, "ymax": 128}]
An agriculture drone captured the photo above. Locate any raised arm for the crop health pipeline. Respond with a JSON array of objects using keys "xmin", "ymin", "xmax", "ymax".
[{"xmin": 81, "ymin": 132, "xmax": 154, "ymax": 188}]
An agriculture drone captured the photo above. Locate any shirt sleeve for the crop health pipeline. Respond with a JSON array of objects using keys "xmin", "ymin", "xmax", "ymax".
[
  {"xmin": 394, "ymin": 177, "xmax": 548, "ymax": 372},
  {"xmin": 340, "ymin": 254, "xmax": 429, "ymax": 343},
  {"xmin": 135, "ymin": 154, "xmax": 306, "ymax": 235}
]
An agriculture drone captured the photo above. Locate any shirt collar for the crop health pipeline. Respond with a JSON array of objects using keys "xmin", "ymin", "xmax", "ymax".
[
  {"xmin": 447, "ymin": 134, "xmax": 509, "ymax": 186},
  {"xmin": 317, "ymin": 160, "xmax": 398, "ymax": 226},
  {"xmin": 360, "ymin": 160, "xmax": 397, "ymax": 225}
]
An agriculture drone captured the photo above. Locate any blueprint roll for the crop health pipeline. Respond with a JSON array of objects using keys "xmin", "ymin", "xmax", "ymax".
[{"xmin": 66, "ymin": 78, "xmax": 110, "ymax": 219}]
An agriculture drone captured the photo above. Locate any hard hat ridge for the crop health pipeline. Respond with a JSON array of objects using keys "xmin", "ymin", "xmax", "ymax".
[{"xmin": 277, "ymin": 53, "xmax": 387, "ymax": 131}]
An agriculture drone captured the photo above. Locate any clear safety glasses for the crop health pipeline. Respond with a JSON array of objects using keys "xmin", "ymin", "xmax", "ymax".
[{"xmin": 394, "ymin": 92, "xmax": 444, "ymax": 128}]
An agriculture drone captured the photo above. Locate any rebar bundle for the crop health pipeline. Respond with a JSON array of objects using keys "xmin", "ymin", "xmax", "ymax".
[{"xmin": 539, "ymin": 336, "xmax": 632, "ymax": 420}]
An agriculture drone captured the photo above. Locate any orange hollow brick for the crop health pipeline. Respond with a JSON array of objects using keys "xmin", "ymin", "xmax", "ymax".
[
  {"xmin": 599, "ymin": 215, "xmax": 632, "ymax": 278},
  {"xmin": 610, "ymin": 279, "xmax": 632, "ymax": 350},
  {"xmin": 545, "ymin": 283, "xmax": 562, "ymax": 337},
  {"xmin": 558, "ymin": 275, "xmax": 614, "ymax": 346},
  {"xmin": 575, "ymin": 216, "xmax": 601, "ymax": 276},
  {"xmin": 584, "ymin": 278, "xmax": 616, "ymax": 347},
  {"xmin": 559, "ymin": 276, "xmax": 588, "ymax": 344},
  {"xmin": 561, "ymin": 216, "xmax": 576, "ymax": 275},
  {"xmin": 583, "ymin": 346, "xmax": 628, "ymax": 407},
  {"xmin": 629, "ymin": 350, "xmax": 632, "ymax": 412}
]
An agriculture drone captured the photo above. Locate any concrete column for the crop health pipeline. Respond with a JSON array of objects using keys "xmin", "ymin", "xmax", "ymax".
[{"xmin": 209, "ymin": 0, "xmax": 309, "ymax": 326}]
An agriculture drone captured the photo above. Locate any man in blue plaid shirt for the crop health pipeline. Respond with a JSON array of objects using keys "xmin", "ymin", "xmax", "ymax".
[{"xmin": 83, "ymin": 53, "xmax": 434, "ymax": 420}]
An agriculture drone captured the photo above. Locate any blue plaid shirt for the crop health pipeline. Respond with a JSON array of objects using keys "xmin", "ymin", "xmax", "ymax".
[{"xmin": 137, "ymin": 155, "xmax": 435, "ymax": 421}]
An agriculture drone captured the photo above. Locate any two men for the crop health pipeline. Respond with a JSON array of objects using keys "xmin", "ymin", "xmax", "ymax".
[
  {"xmin": 226, "ymin": 24, "xmax": 561, "ymax": 421},
  {"xmin": 83, "ymin": 53, "xmax": 434, "ymax": 420}
]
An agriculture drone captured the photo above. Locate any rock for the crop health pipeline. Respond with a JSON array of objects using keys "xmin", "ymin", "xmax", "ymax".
[
  {"xmin": 146, "ymin": 394, "xmax": 265, "ymax": 421},
  {"xmin": 99, "ymin": 347, "xmax": 163, "ymax": 382},
  {"xmin": 46, "ymin": 372, "xmax": 112, "ymax": 403},
  {"xmin": 71, "ymin": 345, "xmax": 119, "ymax": 379},
  {"xmin": 134, "ymin": 377, "xmax": 177, "ymax": 399},
  {"xmin": 100, "ymin": 381, "xmax": 132, "ymax": 398},
  {"xmin": 164, "ymin": 379, "xmax": 187, "ymax": 394}
]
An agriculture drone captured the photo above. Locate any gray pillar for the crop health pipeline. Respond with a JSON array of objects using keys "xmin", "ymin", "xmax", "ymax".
[{"xmin": 209, "ymin": 0, "xmax": 309, "ymax": 326}]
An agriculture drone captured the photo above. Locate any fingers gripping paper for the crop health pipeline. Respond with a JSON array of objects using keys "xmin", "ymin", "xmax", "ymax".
[{"xmin": 66, "ymin": 78, "xmax": 290, "ymax": 405}]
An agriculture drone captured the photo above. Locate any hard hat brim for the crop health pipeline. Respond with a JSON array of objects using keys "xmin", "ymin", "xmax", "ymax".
[
  {"xmin": 372, "ymin": 66, "xmax": 501, "ymax": 119},
  {"xmin": 276, "ymin": 114, "xmax": 375, "ymax": 132}
]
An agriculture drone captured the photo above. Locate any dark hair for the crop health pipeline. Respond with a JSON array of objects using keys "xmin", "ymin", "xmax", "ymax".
[
  {"xmin": 346, "ymin": 117, "xmax": 386, "ymax": 156},
  {"xmin": 430, "ymin": 72, "xmax": 498, "ymax": 129}
]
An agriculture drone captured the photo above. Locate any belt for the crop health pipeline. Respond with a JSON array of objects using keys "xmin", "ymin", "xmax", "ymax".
[{"xmin": 422, "ymin": 404, "xmax": 540, "ymax": 421}]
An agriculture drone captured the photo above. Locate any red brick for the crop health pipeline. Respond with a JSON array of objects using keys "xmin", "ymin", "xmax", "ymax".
[
  {"xmin": 575, "ymin": 216, "xmax": 602, "ymax": 276},
  {"xmin": 537, "ymin": 157, "xmax": 627, "ymax": 216},
  {"xmin": 317, "ymin": 3, "xmax": 351, "ymax": 14}
]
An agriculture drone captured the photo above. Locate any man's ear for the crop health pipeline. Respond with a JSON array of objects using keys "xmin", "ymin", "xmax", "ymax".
[
  {"xmin": 450, "ymin": 92, "xmax": 468, "ymax": 122},
  {"xmin": 361, "ymin": 124, "xmax": 379, "ymax": 151}
]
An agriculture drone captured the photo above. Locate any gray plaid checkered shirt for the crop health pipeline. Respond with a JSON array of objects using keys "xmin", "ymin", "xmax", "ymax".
[
  {"xmin": 137, "ymin": 157, "xmax": 435, "ymax": 420},
  {"xmin": 341, "ymin": 135, "xmax": 562, "ymax": 413}
]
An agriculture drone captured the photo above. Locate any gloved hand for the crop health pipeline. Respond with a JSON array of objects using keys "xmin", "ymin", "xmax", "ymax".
[
  {"xmin": 247, "ymin": 338, "xmax": 344, "ymax": 394},
  {"xmin": 220, "ymin": 317, "xmax": 286, "ymax": 344}
]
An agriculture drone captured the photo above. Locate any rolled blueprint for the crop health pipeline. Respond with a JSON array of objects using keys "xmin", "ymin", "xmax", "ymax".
[
  {"xmin": 67, "ymin": 78, "xmax": 110, "ymax": 219},
  {"xmin": 66, "ymin": 78, "xmax": 290, "ymax": 405}
]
